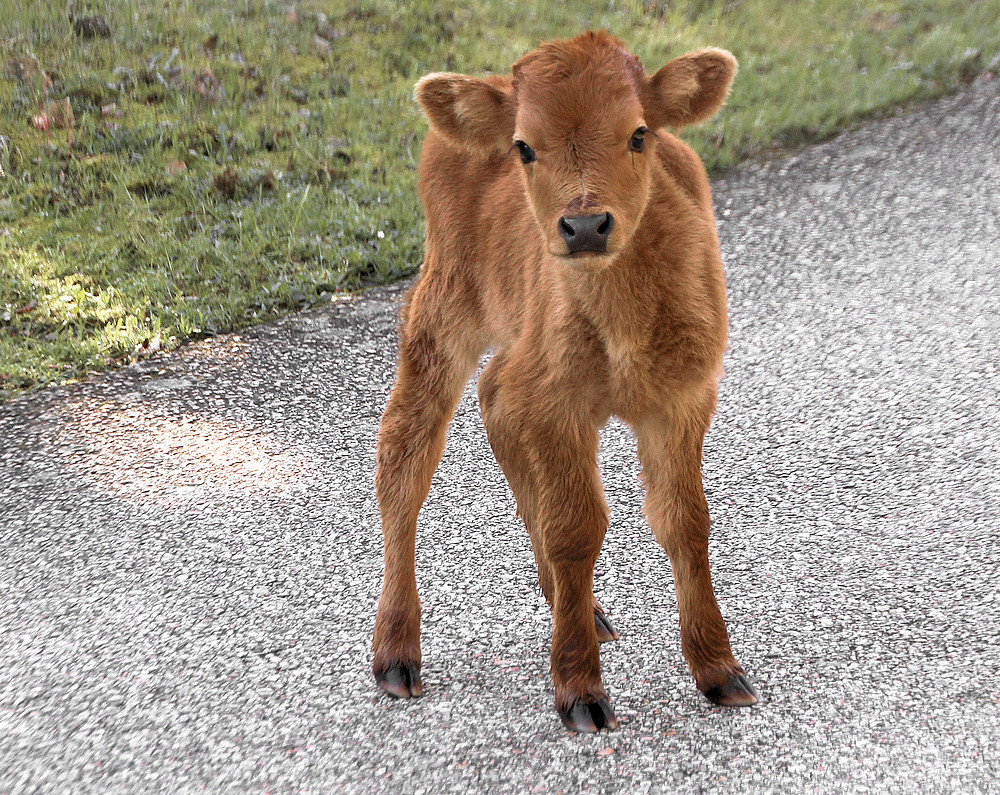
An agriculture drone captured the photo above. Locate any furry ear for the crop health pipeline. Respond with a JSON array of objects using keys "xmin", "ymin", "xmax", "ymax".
[
  {"xmin": 414, "ymin": 73, "xmax": 514, "ymax": 152},
  {"xmin": 642, "ymin": 48, "xmax": 737, "ymax": 129}
]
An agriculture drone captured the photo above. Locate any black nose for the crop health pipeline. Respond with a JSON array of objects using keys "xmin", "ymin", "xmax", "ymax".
[{"xmin": 558, "ymin": 213, "xmax": 614, "ymax": 254}]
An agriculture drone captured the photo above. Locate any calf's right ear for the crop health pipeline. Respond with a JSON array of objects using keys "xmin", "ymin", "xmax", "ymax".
[{"xmin": 415, "ymin": 73, "xmax": 515, "ymax": 153}]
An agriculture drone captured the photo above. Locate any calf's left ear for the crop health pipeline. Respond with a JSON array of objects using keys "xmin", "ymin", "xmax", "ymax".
[
  {"xmin": 642, "ymin": 48, "xmax": 737, "ymax": 129},
  {"xmin": 415, "ymin": 73, "xmax": 515, "ymax": 152}
]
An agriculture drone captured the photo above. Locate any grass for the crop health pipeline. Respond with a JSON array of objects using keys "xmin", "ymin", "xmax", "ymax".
[{"xmin": 2, "ymin": 0, "xmax": 999, "ymax": 399}]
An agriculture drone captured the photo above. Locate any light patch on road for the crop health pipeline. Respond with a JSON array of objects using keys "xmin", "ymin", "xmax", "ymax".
[{"xmin": 52, "ymin": 402, "xmax": 314, "ymax": 504}]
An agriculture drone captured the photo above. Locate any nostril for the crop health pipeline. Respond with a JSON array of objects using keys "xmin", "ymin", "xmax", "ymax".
[
  {"xmin": 596, "ymin": 213, "xmax": 613, "ymax": 237},
  {"xmin": 559, "ymin": 213, "xmax": 612, "ymax": 253}
]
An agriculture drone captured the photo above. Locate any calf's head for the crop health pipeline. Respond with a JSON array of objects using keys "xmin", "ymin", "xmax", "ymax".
[{"xmin": 415, "ymin": 32, "xmax": 736, "ymax": 268}]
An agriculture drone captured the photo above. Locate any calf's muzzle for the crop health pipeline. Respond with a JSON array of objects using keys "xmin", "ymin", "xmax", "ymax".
[{"xmin": 558, "ymin": 212, "xmax": 614, "ymax": 254}]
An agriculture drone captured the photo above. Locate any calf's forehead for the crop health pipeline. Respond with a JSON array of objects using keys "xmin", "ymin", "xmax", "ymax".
[
  {"xmin": 511, "ymin": 35, "xmax": 647, "ymax": 148},
  {"xmin": 514, "ymin": 72, "xmax": 644, "ymax": 148}
]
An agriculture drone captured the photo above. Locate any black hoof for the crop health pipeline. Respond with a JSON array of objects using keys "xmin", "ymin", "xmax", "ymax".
[
  {"xmin": 704, "ymin": 671, "xmax": 758, "ymax": 707},
  {"xmin": 594, "ymin": 610, "xmax": 619, "ymax": 643},
  {"xmin": 559, "ymin": 697, "xmax": 619, "ymax": 732},
  {"xmin": 375, "ymin": 664, "xmax": 423, "ymax": 699}
]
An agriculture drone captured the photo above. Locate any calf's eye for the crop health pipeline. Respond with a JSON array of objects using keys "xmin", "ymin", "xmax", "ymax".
[
  {"xmin": 628, "ymin": 127, "xmax": 647, "ymax": 153},
  {"xmin": 514, "ymin": 140, "xmax": 537, "ymax": 164}
]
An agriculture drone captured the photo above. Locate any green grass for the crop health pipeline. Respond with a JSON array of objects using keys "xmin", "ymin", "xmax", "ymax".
[{"xmin": 2, "ymin": 0, "xmax": 999, "ymax": 399}]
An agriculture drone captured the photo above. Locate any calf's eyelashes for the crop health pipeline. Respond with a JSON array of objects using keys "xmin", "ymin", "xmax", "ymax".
[
  {"xmin": 514, "ymin": 140, "xmax": 537, "ymax": 164},
  {"xmin": 628, "ymin": 127, "xmax": 648, "ymax": 153}
]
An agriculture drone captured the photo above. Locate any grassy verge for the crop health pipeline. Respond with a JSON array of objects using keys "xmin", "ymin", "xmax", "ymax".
[{"xmin": 2, "ymin": 0, "xmax": 999, "ymax": 399}]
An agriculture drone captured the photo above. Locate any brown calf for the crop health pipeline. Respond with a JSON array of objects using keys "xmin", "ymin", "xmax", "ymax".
[{"xmin": 372, "ymin": 31, "xmax": 757, "ymax": 732}]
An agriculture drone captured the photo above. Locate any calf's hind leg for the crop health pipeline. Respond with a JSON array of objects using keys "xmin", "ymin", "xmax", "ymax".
[
  {"xmin": 372, "ymin": 286, "xmax": 482, "ymax": 699},
  {"xmin": 479, "ymin": 356, "xmax": 619, "ymax": 645},
  {"xmin": 478, "ymin": 359, "xmax": 616, "ymax": 732},
  {"xmin": 635, "ymin": 393, "xmax": 758, "ymax": 707}
]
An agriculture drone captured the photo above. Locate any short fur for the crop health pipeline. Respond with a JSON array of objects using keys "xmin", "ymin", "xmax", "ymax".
[{"xmin": 373, "ymin": 31, "xmax": 756, "ymax": 732}]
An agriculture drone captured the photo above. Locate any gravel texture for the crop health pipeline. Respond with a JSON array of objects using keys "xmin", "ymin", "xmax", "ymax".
[{"xmin": 2, "ymin": 77, "xmax": 999, "ymax": 794}]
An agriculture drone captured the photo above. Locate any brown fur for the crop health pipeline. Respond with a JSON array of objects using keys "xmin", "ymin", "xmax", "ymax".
[{"xmin": 373, "ymin": 31, "xmax": 755, "ymax": 729}]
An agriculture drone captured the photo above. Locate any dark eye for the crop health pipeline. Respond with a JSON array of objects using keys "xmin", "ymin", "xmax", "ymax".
[
  {"xmin": 514, "ymin": 140, "xmax": 536, "ymax": 164},
  {"xmin": 628, "ymin": 127, "xmax": 647, "ymax": 153}
]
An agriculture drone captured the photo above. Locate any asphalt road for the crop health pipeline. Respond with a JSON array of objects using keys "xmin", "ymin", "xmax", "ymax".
[{"xmin": 2, "ymin": 77, "xmax": 999, "ymax": 794}]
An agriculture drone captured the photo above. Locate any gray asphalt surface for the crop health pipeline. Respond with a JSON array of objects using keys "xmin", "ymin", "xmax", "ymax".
[{"xmin": 2, "ymin": 77, "xmax": 1000, "ymax": 794}]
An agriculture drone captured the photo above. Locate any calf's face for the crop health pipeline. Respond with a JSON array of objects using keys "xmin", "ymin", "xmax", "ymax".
[
  {"xmin": 416, "ymin": 33, "xmax": 736, "ymax": 269},
  {"xmin": 511, "ymin": 59, "xmax": 650, "ymax": 263}
]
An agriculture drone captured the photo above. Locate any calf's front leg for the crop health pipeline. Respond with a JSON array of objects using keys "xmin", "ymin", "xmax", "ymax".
[
  {"xmin": 372, "ymin": 322, "xmax": 478, "ymax": 699},
  {"xmin": 634, "ymin": 401, "xmax": 758, "ymax": 707}
]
